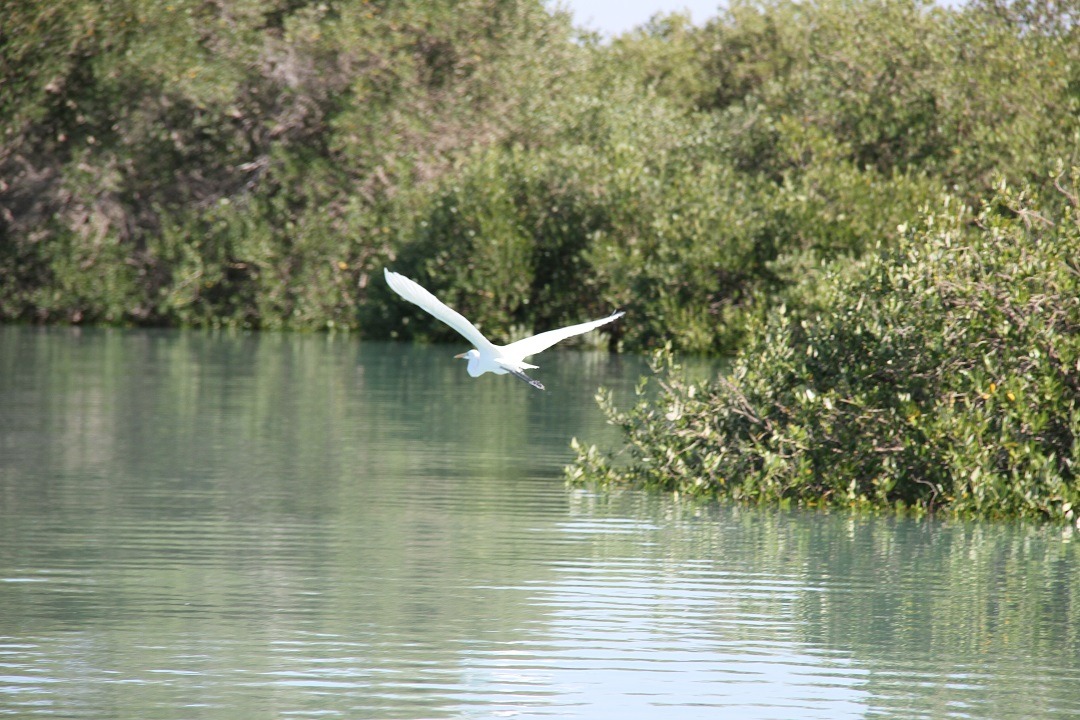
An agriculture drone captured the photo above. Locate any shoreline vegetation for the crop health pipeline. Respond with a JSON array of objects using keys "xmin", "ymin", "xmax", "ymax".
[
  {"xmin": 567, "ymin": 177, "xmax": 1080, "ymax": 523},
  {"xmin": 3, "ymin": 0, "xmax": 1079, "ymax": 520}
]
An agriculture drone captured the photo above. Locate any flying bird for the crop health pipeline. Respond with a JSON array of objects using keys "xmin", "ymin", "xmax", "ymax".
[{"xmin": 384, "ymin": 268, "xmax": 623, "ymax": 390}]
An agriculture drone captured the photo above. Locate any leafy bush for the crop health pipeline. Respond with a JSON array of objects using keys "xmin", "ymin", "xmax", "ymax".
[
  {"xmin": 2, "ymin": 0, "xmax": 1079, "ymax": 362},
  {"xmin": 0, "ymin": 0, "xmax": 580, "ymax": 329},
  {"xmin": 689, "ymin": 0, "xmax": 1080, "ymax": 193},
  {"xmin": 568, "ymin": 174, "xmax": 1080, "ymax": 521},
  {"xmin": 377, "ymin": 102, "xmax": 760, "ymax": 353}
]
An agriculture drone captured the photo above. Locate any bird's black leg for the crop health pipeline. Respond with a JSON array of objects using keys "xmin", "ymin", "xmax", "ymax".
[{"xmin": 508, "ymin": 368, "xmax": 545, "ymax": 390}]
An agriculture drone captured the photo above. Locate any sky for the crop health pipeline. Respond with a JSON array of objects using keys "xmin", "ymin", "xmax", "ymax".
[{"xmin": 557, "ymin": 0, "xmax": 724, "ymax": 37}]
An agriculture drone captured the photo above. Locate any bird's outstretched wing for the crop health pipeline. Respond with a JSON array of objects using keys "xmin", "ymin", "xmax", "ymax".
[
  {"xmin": 384, "ymin": 269, "xmax": 496, "ymax": 352},
  {"xmin": 502, "ymin": 311, "xmax": 624, "ymax": 362}
]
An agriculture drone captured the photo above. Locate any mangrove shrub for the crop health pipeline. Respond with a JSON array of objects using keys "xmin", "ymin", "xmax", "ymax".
[
  {"xmin": 568, "ymin": 175, "xmax": 1080, "ymax": 521},
  {"xmin": 2, "ymin": 0, "xmax": 1079, "ymax": 355}
]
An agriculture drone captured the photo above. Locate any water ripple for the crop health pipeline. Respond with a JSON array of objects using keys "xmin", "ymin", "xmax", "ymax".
[{"xmin": 3, "ymin": 329, "xmax": 1079, "ymax": 719}]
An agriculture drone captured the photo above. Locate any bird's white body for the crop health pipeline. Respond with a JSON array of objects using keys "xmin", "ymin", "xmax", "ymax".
[{"xmin": 384, "ymin": 268, "xmax": 623, "ymax": 390}]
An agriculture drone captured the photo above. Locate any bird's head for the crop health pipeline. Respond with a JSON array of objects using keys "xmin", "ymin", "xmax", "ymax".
[
  {"xmin": 454, "ymin": 348, "xmax": 479, "ymax": 362},
  {"xmin": 454, "ymin": 348, "xmax": 483, "ymax": 377}
]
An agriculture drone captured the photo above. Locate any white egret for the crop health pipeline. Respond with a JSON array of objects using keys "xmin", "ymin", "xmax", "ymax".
[{"xmin": 384, "ymin": 268, "xmax": 623, "ymax": 390}]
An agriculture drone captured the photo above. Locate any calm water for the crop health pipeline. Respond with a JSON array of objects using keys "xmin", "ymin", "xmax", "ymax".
[{"xmin": 1, "ymin": 326, "xmax": 1078, "ymax": 719}]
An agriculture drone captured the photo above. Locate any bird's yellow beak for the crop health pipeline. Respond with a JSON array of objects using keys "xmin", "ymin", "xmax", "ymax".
[{"xmin": 454, "ymin": 352, "xmax": 467, "ymax": 359}]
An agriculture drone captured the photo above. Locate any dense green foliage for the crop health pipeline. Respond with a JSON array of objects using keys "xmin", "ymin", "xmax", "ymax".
[
  {"xmin": 568, "ymin": 175, "xmax": 1080, "ymax": 521},
  {"xmin": 3, "ymin": 0, "xmax": 1079, "ymax": 354},
  {"xmin": 1, "ymin": 0, "xmax": 581, "ymax": 329}
]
